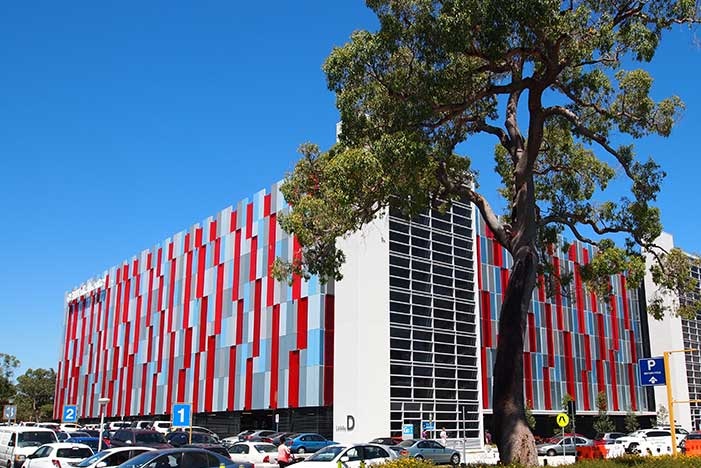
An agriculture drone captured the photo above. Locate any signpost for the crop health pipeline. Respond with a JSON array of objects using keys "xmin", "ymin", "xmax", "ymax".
[
  {"xmin": 421, "ymin": 421, "xmax": 435, "ymax": 431},
  {"xmin": 62, "ymin": 405, "xmax": 78, "ymax": 423},
  {"xmin": 639, "ymin": 357, "xmax": 666, "ymax": 386},
  {"xmin": 3, "ymin": 405, "xmax": 16, "ymax": 423},
  {"xmin": 556, "ymin": 412, "xmax": 569, "ymax": 446},
  {"xmin": 402, "ymin": 424, "xmax": 414, "ymax": 440}
]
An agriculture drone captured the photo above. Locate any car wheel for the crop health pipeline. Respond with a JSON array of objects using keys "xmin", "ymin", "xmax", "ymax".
[
  {"xmin": 450, "ymin": 454, "xmax": 460, "ymax": 465},
  {"xmin": 628, "ymin": 443, "xmax": 639, "ymax": 455},
  {"xmin": 546, "ymin": 449, "xmax": 557, "ymax": 457},
  {"xmin": 414, "ymin": 455, "xmax": 424, "ymax": 460},
  {"xmin": 297, "ymin": 447, "xmax": 306, "ymax": 454}
]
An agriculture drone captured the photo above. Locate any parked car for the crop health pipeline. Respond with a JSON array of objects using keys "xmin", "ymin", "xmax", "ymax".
[
  {"xmin": 395, "ymin": 439, "xmax": 460, "ymax": 464},
  {"xmin": 129, "ymin": 422, "xmax": 154, "ymax": 430},
  {"xmin": 0, "ymin": 427, "xmax": 59, "ymax": 468},
  {"xmin": 654, "ymin": 426, "xmax": 689, "ymax": 435},
  {"xmin": 108, "ymin": 430, "xmax": 170, "ymax": 449},
  {"xmin": 296, "ymin": 444, "xmax": 396, "ymax": 468},
  {"xmin": 270, "ymin": 433, "xmax": 297, "ymax": 446},
  {"xmin": 73, "ymin": 447, "xmax": 156, "ymax": 468},
  {"xmin": 105, "ymin": 423, "xmax": 132, "ymax": 432},
  {"xmin": 285, "ymin": 433, "xmax": 337, "ymax": 454},
  {"xmin": 165, "ymin": 432, "xmax": 219, "ymax": 448},
  {"xmin": 593, "ymin": 432, "xmax": 626, "ymax": 445},
  {"xmin": 64, "ymin": 437, "xmax": 102, "ymax": 453},
  {"xmin": 21, "ymin": 443, "xmax": 93, "ymax": 468},
  {"xmin": 151, "ymin": 423, "xmax": 171, "ymax": 435},
  {"xmin": 80, "ymin": 431, "xmax": 111, "ymax": 448},
  {"xmin": 115, "ymin": 448, "xmax": 239, "ymax": 468},
  {"xmin": 536, "ymin": 436, "xmax": 593, "ymax": 456},
  {"xmin": 181, "ymin": 444, "xmax": 230, "ymax": 458},
  {"xmin": 168, "ymin": 427, "xmax": 219, "ymax": 442},
  {"xmin": 615, "ymin": 429, "xmax": 678, "ymax": 454},
  {"xmin": 368, "ymin": 438, "xmax": 400, "ymax": 446},
  {"xmin": 227, "ymin": 442, "xmax": 278, "ymax": 464}
]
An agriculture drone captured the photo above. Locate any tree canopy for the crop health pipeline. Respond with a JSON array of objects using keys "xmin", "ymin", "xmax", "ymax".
[
  {"xmin": 275, "ymin": 0, "xmax": 701, "ymax": 464},
  {"xmin": 15, "ymin": 368, "xmax": 56, "ymax": 422},
  {"xmin": 0, "ymin": 353, "xmax": 20, "ymax": 404}
]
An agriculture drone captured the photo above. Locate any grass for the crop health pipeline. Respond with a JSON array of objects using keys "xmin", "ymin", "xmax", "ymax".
[{"xmin": 381, "ymin": 455, "xmax": 701, "ymax": 468}]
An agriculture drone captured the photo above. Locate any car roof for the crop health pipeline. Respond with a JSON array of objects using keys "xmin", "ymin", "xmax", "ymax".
[
  {"xmin": 41, "ymin": 443, "xmax": 93, "ymax": 449},
  {"xmin": 231, "ymin": 441, "xmax": 276, "ymax": 446}
]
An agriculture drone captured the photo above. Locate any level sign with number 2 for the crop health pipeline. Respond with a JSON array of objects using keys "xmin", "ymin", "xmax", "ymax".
[
  {"xmin": 62, "ymin": 405, "xmax": 78, "ymax": 423},
  {"xmin": 172, "ymin": 403, "xmax": 192, "ymax": 428},
  {"xmin": 556, "ymin": 412, "xmax": 570, "ymax": 428}
]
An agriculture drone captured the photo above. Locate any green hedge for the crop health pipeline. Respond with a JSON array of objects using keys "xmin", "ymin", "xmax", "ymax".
[{"xmin": 375, "ymin": 455, "xmax": 701, "ymax": 468}]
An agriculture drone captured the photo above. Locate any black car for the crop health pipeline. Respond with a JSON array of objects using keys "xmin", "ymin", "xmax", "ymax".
[
  {"xmin": 166, "ymin": 432, "xmax": 219, "ymax": 448},
  {"xmin": 110, "ymin": 429, "xmax": 171, "ymax": 448},
  {"xmin": 117, "ymin": 448, "xmax": 239, "ymax": 468},
  {"xmin": 181, "ymin": 444, "xmax": 231, "ymax": 459}
]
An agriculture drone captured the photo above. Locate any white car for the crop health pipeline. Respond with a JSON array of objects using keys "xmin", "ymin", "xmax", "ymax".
[
  {"xmin": 295, "ymin": 444, "xmax": 396, "ymax": 468},
  {"xmin": 615, "ymin": 429, "xmax": 679, "ymax": 455},
  {"xmin": 227, "ymin": 442, "xmax": 278, "ymax": 464},
  {"xmin": 22, "ymin": 443, "xmax": 93, "ymax": 468},
  {"xmin": 151, "ymin": 422, "xmax": 171, "ymax": 435},
  {"xmin": 73, "ymin": 447, "xmax": 156, "ymax": 468}
]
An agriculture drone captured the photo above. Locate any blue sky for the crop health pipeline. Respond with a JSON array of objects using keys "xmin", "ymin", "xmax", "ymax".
[{"xmin": 0, "ymin": 2, "xmax": 699, "ymax": 374}]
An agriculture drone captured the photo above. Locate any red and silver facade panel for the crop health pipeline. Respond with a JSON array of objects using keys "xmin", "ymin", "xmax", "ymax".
[{"xmin": 55, "ymin": 183, "xmax": 334, "ymax": 419}]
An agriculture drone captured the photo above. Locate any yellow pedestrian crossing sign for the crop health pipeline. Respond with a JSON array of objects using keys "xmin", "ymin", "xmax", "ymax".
[{"xmin": 556, "ymin": 413, "xmax": 570, "ymax": 428}]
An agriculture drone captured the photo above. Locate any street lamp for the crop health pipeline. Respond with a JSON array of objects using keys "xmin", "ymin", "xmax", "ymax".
[{"xmin": 97, "ymin": 397, "xmax": 110, "ymax": 452}]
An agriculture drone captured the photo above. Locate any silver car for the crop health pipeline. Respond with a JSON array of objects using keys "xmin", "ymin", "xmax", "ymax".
[
  {"xmin": 536, "ymin": 436, "xmax": 593, "ymax": 456},
  {"xmin": 396, "ymin": 439, "xmax": 460, "ymax": 465}
]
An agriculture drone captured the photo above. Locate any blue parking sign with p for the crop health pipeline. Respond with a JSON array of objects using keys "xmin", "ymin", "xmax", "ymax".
[
  {"xmin": 172, "ymin": 403, "xmax": 191, "ymax": 428},
  {"xmin": 62, "ymin": 405, "xmax": 78, "ymax": 423}
]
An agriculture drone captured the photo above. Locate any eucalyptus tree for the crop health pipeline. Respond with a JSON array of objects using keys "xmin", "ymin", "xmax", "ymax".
[{"xmin": 274, "ymin": 1, "xmax": 701, "ymax": 464}]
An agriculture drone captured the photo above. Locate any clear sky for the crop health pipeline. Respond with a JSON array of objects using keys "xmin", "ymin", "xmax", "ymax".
[{"xmin": 1, "ymin": 2, "xmax": 699, "ymax": 375}]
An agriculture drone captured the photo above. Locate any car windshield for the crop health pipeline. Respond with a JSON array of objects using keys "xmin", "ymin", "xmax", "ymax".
[
  {"xmin": 135, "ymin": 433, "xmax": 166, "ymax": 444},
  {"xmin": 306, "ymin": 446, "xmax": 345, "ymax": 462},
  {"xmin": 398, "ymin": 440, "xmax": 416, "ymax": 447},
  {"xmin": 254, "ymin": 444, "xmax": 277, "ymax": 453},
  {"xmin": 117, "ymin": 452, "xmax": 159, "ymax": 468},
  {"xmin": 17, "ymin": 432, "xmax": 57, "ymax": 448},
  {"xmin": 57, "ymin": 448, "xmax": 94, "ymax": 459},
  {"xmin": 76, "ymin": 451, "xmax": 108, "ymax": 467}
]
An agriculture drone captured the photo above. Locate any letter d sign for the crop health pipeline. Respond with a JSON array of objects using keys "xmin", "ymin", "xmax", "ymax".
[{"xmin": 346, "ymin": 415, "xmax": 355, "ymax": 431}]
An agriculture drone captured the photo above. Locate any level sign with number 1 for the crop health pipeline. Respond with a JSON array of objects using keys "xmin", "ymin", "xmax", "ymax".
[
  {"xmin": 172, "ymin": 403, "xmax": 192, "ymax": 428},
  {"xmin": 62, "ymin": 405, "xmax": 78, "ymax": 423},
  {"xmin": 556, "ymin": 413, "xmax": 570, "ymax": 428}
]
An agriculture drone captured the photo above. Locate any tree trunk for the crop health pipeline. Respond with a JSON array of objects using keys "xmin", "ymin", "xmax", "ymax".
[{"xmin": 491, "ymin": 247, "xmax": 539, "ymax": 466}]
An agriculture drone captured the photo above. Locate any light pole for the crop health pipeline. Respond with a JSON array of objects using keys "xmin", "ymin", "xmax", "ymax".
[{"xmin": 97, "ymin": 397, "xmax": 110, "ymax": 453}]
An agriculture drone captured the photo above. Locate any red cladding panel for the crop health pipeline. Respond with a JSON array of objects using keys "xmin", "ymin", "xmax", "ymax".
[
  {"xmin": 246, "ymin": 203, "xmax": 253, "ymax": 239},
  {"xmin": 192, "ymin": 352, "xmax": 201, "ymax": 412},
  {"xmin": 628, "ymin": 364, "xmax": 638, "ymax": 411},
  {"xmin": 543, "ymin": 367, "xmax": 552, "ymax": 410},
  {"xmin": 140, "ymin": 365, "xmax": 148, "ymax": 415},
  {"xmin": 166, "ymin": 331, "xmax": 176, "ymax": 411},
  {"xmin": 621, "ymin": 275, "xmax": 631, "ymax": 330},
  {"xmin": 297, "ymin": 298, "xmax": 308, "ymax": 349},
  {"xmin": 481, "ymin": 291, "xmax": 492, "ymax": 347},
  {"xmin": 596, "ymin": 360, "xmax": 606, "ymax": 394},
  {"xmin": 264, "ymin": 194, "xmax": 271, "ymax": 217},
  {"xmin": 230, "ymin": 210, "xmax": 237, "ymax": 233},
  {"xmin": 253, "ymin": 279, "xmax": 262, "ymax": 357},
  {"xmin": 609, "ymin": 350, "xmax": 620, "ymax": 410},
  {"xmin": 184, "ymin": 327, "xmax": 193, "ymax": 369},
  {"xmin": 228, "ymin": 346, "xmax": 237, "ymax": 410},
  {"xmin": 267, "ymin": 214, "xmax": 277, "ymax": 307},
  {"xmin": 214, "ymin": 263, "xmax": 224, "ymax": 335},
  {"xmin": 177, "ymin": 368, "xmax": 186, "ymax": 403},
  {"xmin": 323, "ymin": 296, "xmax": 334, "ymax": 406},
  {"xmin": 527, "ymin": 313, "xmax": 536, "ymax": 351},
  {"xmin": 288, "ymin": 351, "xmax": 300, "ymax": 408},
  {"xmin": 209, "ymin": 220, "xmax": 217, "ymax": 243},
  {"xmin": 582, "ymin": 370, "xmax": 591, "ymax": 411},
  {"xmin": 183, "ymin": 249, "xmax": 193, "ymax": 327},
  {"xmin": 232, "ymin": 230, "xmax": 241, "ymax": 301},
  {"xmin": 125, "ymin": 355, "xmax": 135, "ymax": 416},
  {"xmin": 292, "ymin": 237, "xmax": 302, "ymax": 300},
  {"xmin": 563, "ymin": 331, "xmax": 575, "ymax": 398},
  {"xmin": 481, "ymin": 347, "xmax": 489, "ymax": 409},
  {"xmin": 168, "ymin": 258, "xmax": 176, "ymax": 331},
  {"xmin": 270, "ymin": 304, "xmax": 280, "ymax": 409},
  {"xmin": 150, "ymin": 373, "xmax": 158, "ymax": 415},
  {"xmin": 609, "ymin": 293, "xmax": 619, "ymax": 350},
  {"xmin": 245, "ymin": 358, "xmax": 253, "ymax": 409}
]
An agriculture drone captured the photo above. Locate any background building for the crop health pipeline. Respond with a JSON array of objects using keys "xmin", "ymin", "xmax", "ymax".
[{"xmin": 645, "ymin": 232, "xmax": 701, "ymax": 432}]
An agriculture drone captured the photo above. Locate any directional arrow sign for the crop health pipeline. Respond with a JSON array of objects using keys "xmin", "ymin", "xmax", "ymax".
[
  {"xmin": 639, "ymin": 357, "xmax": 666, "ymax": 386},
  {"xmin": 556, "ymin": 412, "xmax": 570, "ymax": 428}
]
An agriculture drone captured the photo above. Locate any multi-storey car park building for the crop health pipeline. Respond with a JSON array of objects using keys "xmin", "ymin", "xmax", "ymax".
[
  {"xmin": 56, "ymin": 180, "xmax": 657, "ymax": 442},
  {"xmin": 645, "ymin": 232, "xmax": 701, "ymax": 432}
]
